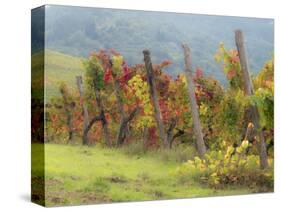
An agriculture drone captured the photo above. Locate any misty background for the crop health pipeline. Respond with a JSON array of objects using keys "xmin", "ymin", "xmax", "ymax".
[{"xmin": 32, "ymin": 5, "xmax": 274, "ymax": 83}]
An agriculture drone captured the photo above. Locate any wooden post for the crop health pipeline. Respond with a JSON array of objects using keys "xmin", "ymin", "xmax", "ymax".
[
  {"xmin": 76, "ymin": 76, "xmax": 90, "ymax": 145},
  {"xmin": 235, "ymin": 30, "xmax": 268, "ymax": 169},
  {"xmin": 182, "ymin": 44, "xmax": 206, "ymax": 158},
  {"xmin": 143, "ymin": 50, "xmax": 169, "ymax": 148}
]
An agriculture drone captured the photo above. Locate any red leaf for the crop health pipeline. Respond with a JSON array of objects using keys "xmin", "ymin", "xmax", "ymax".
[
  {"xmin": 227, "ymin": 69, "xmax": 236, "ymax": 79},
  {"xmin": 104, "ymin": 68, "xmax": 112, "ymax": 83},
  {"xmin": 160, "ymin": 59, "xmax": 172, "ymax": 67}
]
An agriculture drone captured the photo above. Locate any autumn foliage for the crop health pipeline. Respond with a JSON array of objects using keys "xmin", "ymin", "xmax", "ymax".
[{"xmin": 44, "ymin": 45, "xmax": 273, "ymax": 173}]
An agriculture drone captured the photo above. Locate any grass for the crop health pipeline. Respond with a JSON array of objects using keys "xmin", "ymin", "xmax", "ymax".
[
  {"xmin": 45, "ymin": 50, "xmax": 84, "ymax": 100},
  {"xmin": 32, "ymin": 50, "xmax": 84, "ymax": 101},
  {"xmin": 32, "ymin": 143, "xmax": 254, "ymax": 207}
]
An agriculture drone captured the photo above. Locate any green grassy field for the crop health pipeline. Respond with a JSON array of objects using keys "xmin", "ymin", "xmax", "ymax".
[{"xmin": 32, "ymin": 143, "xmax": 254, "ymax": 206}]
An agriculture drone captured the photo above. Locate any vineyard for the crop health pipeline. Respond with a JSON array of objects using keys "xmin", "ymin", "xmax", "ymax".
[{"xmin": 31, "ymin": 30, "xmax": 274, "ymax": 206}]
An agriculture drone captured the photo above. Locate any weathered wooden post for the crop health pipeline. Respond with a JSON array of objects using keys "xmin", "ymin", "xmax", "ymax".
[
  {"xmin": 143, "ymin": 50, "xmax": 169, "ymax": 148},
  {"xmin": 182, "ymin": 44, "xmax": 206, "ymax": 158},
  {"xmin": 76, "ymin": 76, "xmax": 90, "ymax": 145},
  {"xmin": 235, "ymin": 29, "xmax": 268, "ymax": 169}
]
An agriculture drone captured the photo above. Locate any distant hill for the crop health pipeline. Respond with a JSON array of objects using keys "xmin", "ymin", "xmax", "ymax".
[
  {"xmin": 32, "ymin": 5, "xmax": 274, "ymax": 96},
  {"xmin": 31, "ymin": 5, "xmax": 274, "ymax": 83}
]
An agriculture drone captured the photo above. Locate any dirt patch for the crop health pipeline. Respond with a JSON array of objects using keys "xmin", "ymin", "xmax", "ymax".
[
  {"xmin": 45, "ymin": 178, "xmax": 63, "ymax": 187},
  {"xmin": 79, "ymin": 150, "xmax": 92, "ymax": 156},
  {"xmin": 50, "ymin": 197, "xmax": 65, "ymax": 204},
  {"xmin": 70, "ymin": 175, "xmax": 81, "ymax": 181},
  {"xmin": 45, "ymin": 190, "xmax": 112, "ymax": 206},
  {"xmin": 153, "ymin": 190, "xmax": 165, "ymax": 198},
  {"xmin": 106, "ymin": 176, "xmax": 127, "ymax": 183},
  {"xmin": 81, "ymin": 192, "xmax": 111, "ymax": 204}
]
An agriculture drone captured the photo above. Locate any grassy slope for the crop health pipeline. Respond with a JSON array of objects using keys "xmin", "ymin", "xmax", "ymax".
[
  {"xmin": 32, "ymin": 49, "xmax": 84, "ymax": 101},
  {"xmin": 31, "ymin": 51, "xmax": 44, "ymax": 99},
  {"xmin": 45, "ymin": 49, "xmax": 84, "ymax": 100},
  {"xmin": 32, "ymin": 143, "xmax": 252, "ymax": 206}
]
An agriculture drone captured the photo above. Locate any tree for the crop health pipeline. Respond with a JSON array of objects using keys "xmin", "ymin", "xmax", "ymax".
[
  {"xmin": 111, "ymin": 55, "xmax": 139, "ymax": 146},
  {"xmin": 127, "ymin": 73, "xmax": 156, "ymax": 148},
  {"xmin": 59, "ymin": 82, "xmax": 75, "ymax": 142},
  {"xmin": 93, "ymin": 50, "xmax": 140, "ymax": 146},
  {"xmin": 84, "ymin": 55, "xmax": 110, "ymax": 146}
]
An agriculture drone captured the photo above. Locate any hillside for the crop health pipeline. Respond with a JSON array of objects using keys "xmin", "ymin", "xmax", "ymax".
[
  {"xmin": 32, "ymin": 5, "xmax": 274, "ymax": 83},
  {"xmin": 31, "ymin": 51, "xmax": 44, "ymax": 99},
  {"xmin": 45, "ymin": 50, "xmax": 84, "ymax": 99},
  {"xmin": 32, "ymin": 50, "xmax": 84, "ymax": 101}
]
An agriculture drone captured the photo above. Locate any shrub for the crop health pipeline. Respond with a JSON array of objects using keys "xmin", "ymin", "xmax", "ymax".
[{"xmin": 176, "ymin": 140, "xmax": 273, "ymax": 190}]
